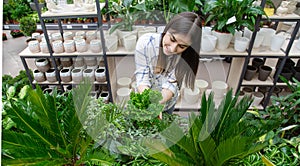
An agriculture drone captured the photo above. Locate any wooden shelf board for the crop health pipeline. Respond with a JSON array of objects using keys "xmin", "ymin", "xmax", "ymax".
[
  {"xmin": 19, "ymin": 46, "xmax": 134, "ymax": 57},
  {"xmin": 41, "ymin": 3, "xmax": 105, "ymax": 17},
  {"xmin": 265, "ymin": 13, "xmax": 300, "ymax": 20},
  {"xmin": 201, "ymin": 44, "xmax": 248, "ymax": 56},
  {"xmin": 242, "ymin": 75, "xmax": 274, "ymax": 86},
  {"xmin": 175, "ymin": 89, "xmax": 223, "ymax": 110}
]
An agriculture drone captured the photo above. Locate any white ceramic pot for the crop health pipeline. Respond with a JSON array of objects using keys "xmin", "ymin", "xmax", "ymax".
[
  {"xmin": 89, "ymin": 39, "xmax": 102, "ymax": 53},
  {"xmin": 201, "ymin": 35, "xmax": 217, "ymax": 52},
  {"xmin": 253, "ymin": 30, "xmax": 265, "ymax": 48},
  {"xmin": 183, "ymin": 88, "xmax": 200, "ymax": 104},
  {"xmin": 212, "ymin": 31, "xmax": 233, "ymax": 50},
  {"xmin": 52, "ymin": 40, "xmax": 64, "ymax": 53},
  {"xmin": 105, "ymin": 35, "xmax": 118, "ymax": 52},
  {"xmin": 95, "ymin": 67, "xmax": 106, "ymax": 82},
  {"xmin": 212, "ymin": 81, "xmax": 228, "ymax": 98},
  {"xmin": 45, "ymin": 68, "xmax": 57, "ymax": 82},
  {"xmin": 195, "ymin": 79, "xmax": 209, "ymax": 94},
  {"xmin": 85, "ymin": 31, "xmax": 97, "ymax": 44},
  {"xmin": 202, "ymin": 26, "xmax": 212, "ymax": 36},
  {"xmin": 117, "ymin": 77, "xmax": 132, "ymax": 88},
  {"xmin": 72, "ymin": 57, "xmax": 84, "ymax": 68},
  {"xmin": 51, "ymin": 32, "xmax": 63, "ymax": 41},
  {"xmin": 32, "ymin": 32, "xmax": 41, "ymax": 42},
  {"xmin": 83, "ymin": 68, "xmax": 95, "ymax": 82},
  {"xmin": 231, "ymin": 30, "xmax": 243, "ymax": 43},
  {"xmin": 71, "ymin": 68, "xmax": 83, "ymax": 83},
  {"xmin": 75, "ymin": 39, "xmax": 87, "ymax": 52},
  {"xmin": 63, "ymin": 31, "xmax": 74, "ymax": 40},
  {"xmin": 35, "ymin": 58, "xmax": 50, "ymax": 72},
  {"xmin": 117, "ymin": 87, "xmax": 131, "ymax": 103},
  {"xmin": 40, "ymin": 41, "xmax": 50, "ymax": 53},
  {"xmin": 270, "ymin": 35, "xmax": 285, "ymax": 51},
  {"xmin": 118, "ymin": 30, "xmax": 137, "ymax": 47},
  {"xmin": 234, "ymin": 37, "xmax": 250, "ymax": 52},
  {"xmin": 33, "ymin": 69, "xmax": 46, "ymax": 82},
  {"xmin": 60, "ymin": 68, "xmax": 72, "ymax": 82},
  {"xmin": 63, "ymin": 40, "xmax": 75, "ymax": 53},
  {"xmin": 99, "ymin": 91, "xmax": 109, "ymax": 103},
  {"xmin": 75, "ymin": 31, "xmax": 86, "ymax": 39},
  {"xmin": 251, "ymin": 92, "xmax": 264, "ymax": 107},
  {"xmin": 124, "ymin": 35, "xmax": 137, "ymax": 51},
  {"xmin": 260, "ymin": 28, "xmax": 276, "ymax": 47},
  {"xmin": 28, "ymin": 40, "xmax": 40, "ymax": 53}
]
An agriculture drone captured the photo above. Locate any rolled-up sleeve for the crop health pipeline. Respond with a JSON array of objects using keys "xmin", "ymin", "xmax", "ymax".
[{"xmin": 134, "ymin": 34, "xmax": 154, "ymax": 87}]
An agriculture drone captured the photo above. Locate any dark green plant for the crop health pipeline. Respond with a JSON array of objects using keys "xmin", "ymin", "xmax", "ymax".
[
  {"xmin": 145, "ymin": 89, "xmax": 282, "ymax": 166},
  {"xmin": 1, "ymin": 83, "xmax": 115, "ymax": 165},
  {"xmin": 19, "ymin": 16, "xmax": 37, "ymax": 36},
  {"xmin": 4, "ymin": 0, "xmax": 33, "ymax": 22},
  {"xmin": 203, "ymin": 0, "xmax": 267, "ymax": 34},
  {"xmin": 162, "ymin": 0, "xmax": 199, "ymax": 23},
  {"xmin": 109, "ymin": 0, "xmax": 145, "ymax": 33}
]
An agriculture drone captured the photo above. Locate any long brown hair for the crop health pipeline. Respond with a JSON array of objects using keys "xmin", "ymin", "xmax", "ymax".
[{"xmin": 156, "ymin": 12, "xmax": 202, "ymax": 89}]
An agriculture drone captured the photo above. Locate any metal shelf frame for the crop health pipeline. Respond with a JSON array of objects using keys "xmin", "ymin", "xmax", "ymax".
[
  {"xmin": 236, "ymin": 0, "xmax": 300, "ymax": 109},
  {"xmin": 20, "ymin": 0, "xmax": 114, "ymax": 102}
]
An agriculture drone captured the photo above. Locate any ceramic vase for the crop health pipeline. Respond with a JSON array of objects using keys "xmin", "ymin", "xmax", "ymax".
[
  {"xmin": 183, "ymin": 88, "xmax": 200, "ymax": 104},
  {"xmin": 251, "ymin": 92, "xmax": 264, "ymax": 107},
  {"xmin": 117, "ymin": 77, "xmax": 132, "ymax": 88},
  {"xmin": 90, "ymin": 39, "xmax": 102, "ymax": 53},
  {"xmin": 270, "ymin": 35, "xmax": 285, "ymax": 51},
  {"xmin": 28, "ymin": 40, "xmax": 40, "ymax": 53},
  {"xmin": 83, "ymin": 68, "xmax": 95, "ymax": 82},
  {"xmin": 95, "ymin": 67, "xmax": 106, "ymax": 82}
]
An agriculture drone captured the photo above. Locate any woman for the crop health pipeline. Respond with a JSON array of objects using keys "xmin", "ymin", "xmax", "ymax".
[{"xmin": 134, "ymin": 12, "xmax": 202, "ymax": 114}]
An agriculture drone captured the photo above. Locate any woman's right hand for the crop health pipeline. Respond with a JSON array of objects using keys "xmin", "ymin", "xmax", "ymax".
[{"xmin": 137, "ymin": 85, "xmax": 150, "ymax": 93}]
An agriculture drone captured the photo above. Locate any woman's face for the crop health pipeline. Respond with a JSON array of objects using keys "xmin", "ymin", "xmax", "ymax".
[{"xmin": 162, "ymin": 31, "xmax": 192, "ymax": 55}]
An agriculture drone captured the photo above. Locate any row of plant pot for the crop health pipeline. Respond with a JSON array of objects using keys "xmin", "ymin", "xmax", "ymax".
[
  {"xmin": 240, "ymin": 85, "xmax": 292, "ymax": 107},
  {"xmin": 34, "ymin": 57, "xmax": 105, "ymax": 72},
  {"xmin": 244, "ymin": 57, "xmax": 300, "ymax": 82},
  {"xmin": 33, "ymin": 66, "xmax": 107, "ymax": 83},
  {"xmin": 201, "ymin": 27, "xmax": 299, "ymax": 53}
]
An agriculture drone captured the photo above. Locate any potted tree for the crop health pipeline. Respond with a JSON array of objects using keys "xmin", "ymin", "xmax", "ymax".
[{"xmin": 203, "ymin": 0, "xmax": 266, "ymax": 50}]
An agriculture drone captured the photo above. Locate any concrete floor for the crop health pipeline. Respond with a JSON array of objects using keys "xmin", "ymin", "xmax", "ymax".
[{"xmin": 2, "ymin": 30, "xmax": 35, "ymax": 77}]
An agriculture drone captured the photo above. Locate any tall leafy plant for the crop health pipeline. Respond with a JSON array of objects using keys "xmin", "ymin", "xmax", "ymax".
[
  {"xmin": 146, "ymin": 90, "xmax": 282, "ymax": 165},
  {"xmin": 203, "ymin": 0, "xmax": 266, "ymax": 34},
  {"xmin": 2, "ymin": 84, "xmax": 114, "ymax": 165}
]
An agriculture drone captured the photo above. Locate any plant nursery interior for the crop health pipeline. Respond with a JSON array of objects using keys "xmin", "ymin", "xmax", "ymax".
[{"xmin": 2, "ymin": 0, "xmax": 300, "ymax": 165}]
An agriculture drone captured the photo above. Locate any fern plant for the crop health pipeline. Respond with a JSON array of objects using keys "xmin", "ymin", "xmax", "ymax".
[
  {"xmin": 145, "ymin": 90, "xmax": 282, "ymax": 166},
  {"xmin": 1, "ymin": 84, "xmax": 114, "ymax": 165}
]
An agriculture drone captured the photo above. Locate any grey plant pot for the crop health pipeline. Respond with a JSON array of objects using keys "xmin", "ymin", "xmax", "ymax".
[
  {"xmin": 252, "ymin": 58, "xmax": 265, "ymax": 70},
  {"xmin": 258, "ymin": 65, "xmax": 272, "ymax": 81},
  {"xmin": 244, "ymin": 65, "xmax": 257, "ymax": 81}
]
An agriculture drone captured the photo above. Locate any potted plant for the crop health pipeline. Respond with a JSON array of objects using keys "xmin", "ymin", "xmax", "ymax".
[
  {"xmin": 203, "ymin": 0, "xmax": 266, "ymax": 50},
  {"xmin": 19, "ymin": 16, "xmax": 37, "ymax": 42},
  {"xmin": 29, "ymin": 0, "xmax": 46, "ymax": 11}
]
